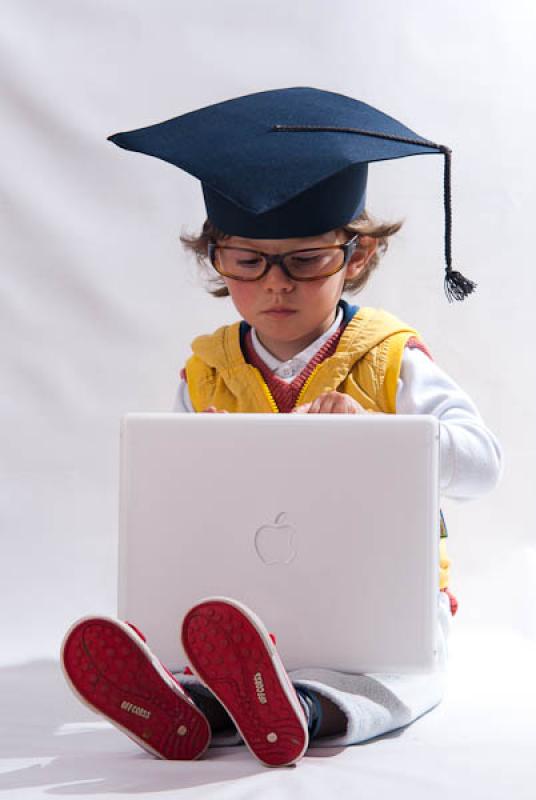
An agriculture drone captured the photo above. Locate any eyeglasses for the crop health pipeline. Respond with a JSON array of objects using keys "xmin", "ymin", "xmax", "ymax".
[{"xmin": 208, "ymin": 235, "xmax": 360, "ymax": 282}]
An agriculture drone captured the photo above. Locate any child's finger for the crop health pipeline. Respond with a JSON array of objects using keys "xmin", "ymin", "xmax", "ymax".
[
  {"xmin": 309, "ymin": 399, "xmax": 322, "ymax": 413},
  {"xmin": 344, "ymin": 397, "xmax": 361, "ymax": 414},
  {"xmin": 311, "ymin": 392, "xmax": 340, "ymax": 413},
  {"xmin": 325, "ymin": 396, "xmax": 343, "ymax": 413},
  {"xmin": 334, "ymin": 394, "xmax": 364, "ymax": 414},
  {"xmin": 292, "ymin": 403, "xmax": 311, "ymax": 414}
]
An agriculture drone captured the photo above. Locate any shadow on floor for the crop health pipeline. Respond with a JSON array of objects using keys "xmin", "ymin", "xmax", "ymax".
[{"xmin": 0, "ymin": 660, "xmax": 344, "ymax": 795}]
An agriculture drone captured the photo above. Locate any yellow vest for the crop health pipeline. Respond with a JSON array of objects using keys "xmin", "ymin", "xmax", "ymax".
[{"xmin": 185, "ymin": 306, "xmax": 450, "ymax": 589}]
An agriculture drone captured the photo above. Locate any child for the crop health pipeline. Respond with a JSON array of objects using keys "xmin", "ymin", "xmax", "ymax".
[{"xmin": 61, "ymin": 88, "xmax": 503, "ymax": 767}]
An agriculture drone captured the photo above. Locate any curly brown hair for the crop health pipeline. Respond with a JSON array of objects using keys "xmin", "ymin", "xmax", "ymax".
[{"xmin": 180, "ymin": 210, "xmax": 403, "ymax": 298}]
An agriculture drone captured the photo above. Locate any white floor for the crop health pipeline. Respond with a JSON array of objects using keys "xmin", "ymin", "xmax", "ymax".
[{"xmin": 1, "ymin": 624, "xmax": 535, "ymax": 800}]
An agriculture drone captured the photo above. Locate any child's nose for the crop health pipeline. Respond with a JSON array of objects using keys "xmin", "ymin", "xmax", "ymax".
[{"xmin": 262, "ymin": 263, "xmax": 295, "ymax": 291}]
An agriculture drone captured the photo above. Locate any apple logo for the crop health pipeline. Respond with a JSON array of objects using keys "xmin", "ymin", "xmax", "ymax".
[{"xmin": 254, "ymin": 512, "xmax": 297, "ymax": 565}]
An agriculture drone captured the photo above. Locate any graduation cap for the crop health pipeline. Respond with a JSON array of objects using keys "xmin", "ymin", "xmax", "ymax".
[{"xmin": 108, "ymin": 87, "xmax": 476, "ymax": 302}]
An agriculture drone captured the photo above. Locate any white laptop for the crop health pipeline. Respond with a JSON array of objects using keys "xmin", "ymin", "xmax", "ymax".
[{"xmin": 118, "ymin": 413, "xmax": 440, "ymax": 674}]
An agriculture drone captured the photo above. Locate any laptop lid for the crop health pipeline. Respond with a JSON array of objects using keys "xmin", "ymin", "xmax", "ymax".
[{"xmin": 119, "ymin": 413, "xmax": 440, "ymax": 674}]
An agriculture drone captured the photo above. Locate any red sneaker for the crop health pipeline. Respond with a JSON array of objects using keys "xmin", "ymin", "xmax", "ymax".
[
  {"xmin": 61, "ymin": 616, "xmax": 211, "ymax": 760},
  {"xmin": 181, "ymin": 597, "xmax": 309, "ymax": 767}
]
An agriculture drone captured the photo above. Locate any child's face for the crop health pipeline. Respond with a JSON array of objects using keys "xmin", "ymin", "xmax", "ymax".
[{"xmin": 220, "ymin": 230, "xmax": 372, "ymax": 361}]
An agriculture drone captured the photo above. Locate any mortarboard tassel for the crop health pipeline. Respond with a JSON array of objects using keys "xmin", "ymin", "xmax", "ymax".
[
  {"xmin": 438, "ymin": 145, "xmax": 477, "ymax": 302},
  {"xmin": 273, "ymin": 124, "xmax": 477, "ymax": 302}
]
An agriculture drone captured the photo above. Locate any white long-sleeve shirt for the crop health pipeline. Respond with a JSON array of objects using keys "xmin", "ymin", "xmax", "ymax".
[{"xmin": 173, "ymin": 308, "xmax": 503, "ymax": 501}]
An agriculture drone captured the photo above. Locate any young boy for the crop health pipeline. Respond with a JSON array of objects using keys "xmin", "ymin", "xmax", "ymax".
[{"xmin": 62, "ymin": 87, "xmax": 502, "ymax": 767}]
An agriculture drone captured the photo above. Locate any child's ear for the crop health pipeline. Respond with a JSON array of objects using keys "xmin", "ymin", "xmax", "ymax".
[{"xmin": 346, "ymin": 236, "xmax": 377, "ymax": 278}]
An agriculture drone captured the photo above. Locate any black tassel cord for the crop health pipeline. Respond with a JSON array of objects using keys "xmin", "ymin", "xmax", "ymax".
[
  {"xmin": 439, "ymin": 144, "xmax": 477, "ymax": 302},
  {"xmin": 273, "ymin": 124, "xmax": 477, "ymax": 302}
]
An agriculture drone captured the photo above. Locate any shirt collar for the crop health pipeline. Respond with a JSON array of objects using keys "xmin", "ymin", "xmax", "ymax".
[{"xmin": 251, "ymin": 305, "xmax": 343, "ymax": 378}]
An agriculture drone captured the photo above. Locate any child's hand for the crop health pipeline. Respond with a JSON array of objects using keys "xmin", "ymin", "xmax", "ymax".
[
  {"xmin": 202, "ymin": 406, "xmax": 229, "ymax": 413},
  {"xmin": 292, "ymin": 391, "xmax": 370, "ymax": 414}
]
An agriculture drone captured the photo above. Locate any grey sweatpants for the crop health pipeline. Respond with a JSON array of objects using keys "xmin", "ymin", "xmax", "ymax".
[{"xmin": 175, "ymin": 590, "xmax": 453, "ymax": 748}]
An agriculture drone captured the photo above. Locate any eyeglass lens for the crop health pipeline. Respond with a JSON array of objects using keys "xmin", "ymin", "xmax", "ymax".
[{"xmin": 213, "ymin": 247, "xmax": 346, "ymax": 280}]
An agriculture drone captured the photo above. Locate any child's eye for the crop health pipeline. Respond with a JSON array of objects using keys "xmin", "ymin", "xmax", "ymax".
[
  {"xmin": 289, "ymin": 254, "xmax": 324, "ymax": 266},
  {"xmin": 237, "ymin": 257, "xmax": 263, "ymax": 266}
]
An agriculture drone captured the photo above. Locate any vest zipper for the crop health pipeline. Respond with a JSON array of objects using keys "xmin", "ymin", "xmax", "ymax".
[
  {"xmin": 263, "ymin": 384, "xmax": 279, "ymax": 413},
  {"xmin": 294, "ymin": 366, "xmax": 321, "ymax": 409},
  {"xmin": 253, "ymin": 370, "xmax": 280, "ymax": 413}
]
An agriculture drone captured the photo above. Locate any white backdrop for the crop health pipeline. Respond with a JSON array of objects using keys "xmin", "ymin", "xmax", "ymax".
[
  {"xmin": 3, "ymin": 3, "xmax": 536, "ymax": 798},
  {"xmin": 1, "ymin": 0, "xmax": 534, "ymax": 669}
]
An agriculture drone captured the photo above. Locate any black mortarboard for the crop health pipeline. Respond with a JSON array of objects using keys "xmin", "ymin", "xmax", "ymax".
[{"xmin": 108, "ymin": 87, "xmax": 476, "ymax": 301}]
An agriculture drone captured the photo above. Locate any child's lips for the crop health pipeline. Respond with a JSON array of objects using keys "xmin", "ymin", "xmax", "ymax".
[{"xmin": 262, "ymin": 307, "xmax": 298, "ymax": 317}]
